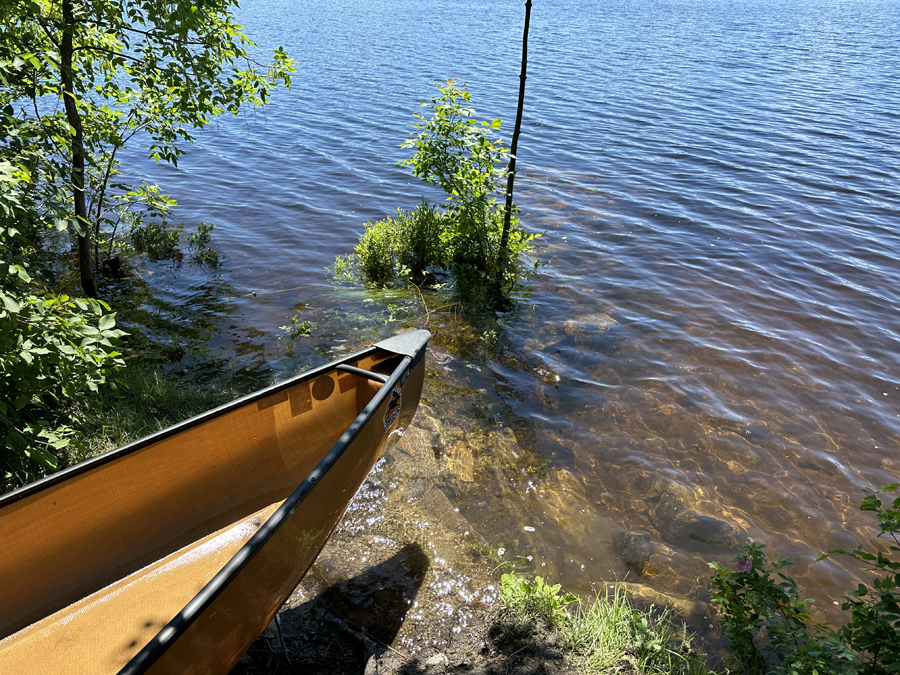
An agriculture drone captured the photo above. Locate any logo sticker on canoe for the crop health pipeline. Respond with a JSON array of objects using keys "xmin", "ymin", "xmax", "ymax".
[{"xmin": 384, "ymin": 386, "xmax": 402, "ymax": 431}]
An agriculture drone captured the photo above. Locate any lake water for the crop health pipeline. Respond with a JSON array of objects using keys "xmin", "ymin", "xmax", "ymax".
[{"xmin": 122, "ymin": 0, "xmax": 900, "ymax": 624}]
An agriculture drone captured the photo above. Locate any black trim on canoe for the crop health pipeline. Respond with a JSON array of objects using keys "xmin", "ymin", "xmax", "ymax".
[
  {"xmin": 0, "ymin": 330, "xmax": 428, "ymax": 509},
  {"xmin": 119, "ymin": 351, "xmax": 418, "ymax": 675}
]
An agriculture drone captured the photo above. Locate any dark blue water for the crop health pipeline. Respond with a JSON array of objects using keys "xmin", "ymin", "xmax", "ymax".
[{"xmin": 124, "ymin": 0, "xmax": 900, "ymax": 616}]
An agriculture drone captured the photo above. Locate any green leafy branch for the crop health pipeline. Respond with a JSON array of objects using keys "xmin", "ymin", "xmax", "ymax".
[{"xmin": 710, "ymin": 483, "xmax": 900, "ymax": 675}]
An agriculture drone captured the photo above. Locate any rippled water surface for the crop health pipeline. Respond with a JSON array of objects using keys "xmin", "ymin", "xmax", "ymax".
[{"xmin": 124, "ymin": 0, "xmax": 900, "ymax": 619}]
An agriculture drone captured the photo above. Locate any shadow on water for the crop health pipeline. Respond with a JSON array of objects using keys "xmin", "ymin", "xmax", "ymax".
[{"xmin": 232, "ymin": 543, "xmax": 430, "ymax": 674}]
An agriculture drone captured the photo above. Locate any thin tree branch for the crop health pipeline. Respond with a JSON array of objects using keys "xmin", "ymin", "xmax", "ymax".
[{"xmin": 71, "ymin": 45, "xmax": 144, "ymax": 64}]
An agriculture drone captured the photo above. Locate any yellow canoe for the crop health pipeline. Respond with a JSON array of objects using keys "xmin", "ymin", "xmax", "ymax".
[{"xmin": 0, "ymin": 329, "xmax": 430, "ymax": 674}]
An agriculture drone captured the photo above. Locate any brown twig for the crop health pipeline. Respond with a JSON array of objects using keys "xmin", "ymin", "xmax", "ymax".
[
  {"xmin": 407, "ymin": 279, "xmax": 430, "ymax": 326},
  {"xmin": 408, "ymin": 301, "xmax": 459, "ymax": 325}
]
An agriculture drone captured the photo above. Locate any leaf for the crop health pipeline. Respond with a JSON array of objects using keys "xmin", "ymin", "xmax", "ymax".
[
  {"xmin": 98, "ymin": 313, "xmax": 116, "ymax": 331},
  {"xmin": 27, "ymin": 445, "xmax": 59, "ymax": 470},
  {"xmin": 1, "ymin": 294, "xmax": 21, "ymax": 313},
  {"xmin": 5, "ymin": 431, "xmax": 27, "ymax": 451}
]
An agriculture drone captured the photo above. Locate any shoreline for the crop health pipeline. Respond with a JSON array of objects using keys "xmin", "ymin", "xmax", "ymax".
[{"xmin": 232, "ymin": 415, "xmax": 721, "ymax": 674}]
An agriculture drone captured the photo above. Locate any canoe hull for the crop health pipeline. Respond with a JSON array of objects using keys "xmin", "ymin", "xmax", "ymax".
[{"xmin": 0, "ymin": 330, "xmax": 429, "ymax": 675}]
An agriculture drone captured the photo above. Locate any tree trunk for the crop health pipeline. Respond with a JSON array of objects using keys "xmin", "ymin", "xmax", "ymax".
[
  {"xmin": 60, "ymin": 0, "xmax": 96, "ymax": 297},
  {"xmin": 498, "ymin": 0, "xmax": 532, "ymax": 279}
]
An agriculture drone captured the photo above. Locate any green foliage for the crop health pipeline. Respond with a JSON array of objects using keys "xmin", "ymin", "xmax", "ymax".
[
  {"xmin": 351, "ymin": 201, "xmax": 448, "ymax": 286},
  {"xmin": 394, "ymin": 200, "xmax": 447, "ymax": 280},
  {"xmin": 501, "ymin": 573, "xmax": 579, "ymax": 626},
  {"xmin": 280, "ymin": 315, "xmax": 318, "ymax": 340},
  {"xmin": 565, "ymin": 586, "xmax": 714, "ymax": 675},
  {"xmin": 399, "ymin": 79, "xmax": 538, "ymax": 286},
  {"xmin": 96, "ymin": 181, "xmax": 179, "ymax": 264},
  {"xmin": 399, "ymin": 78, "xmax": 510, "ymax": 275},
  {"xmin": 823, "ymin": 484, "xmax": 900, "ymax": 675},
  {"xmin": 0, "ymin": 0, "xmax": 294, "ymax": 283},
  {"xmin": 499, "ymin": 575, "xmax": 717, "ymax": 675},
  {"xmin": 337, "ymin": 80, "xmax": 538, "ymax": 301},
  {"xmin": 0, "ymin": 0, "xmax": 291, "ymax": 489},
  {"xmin": 330, "ymin": 254, "xmax": 356, "ymax": 282},
  {"xmin": 356, "ymin": 214, "xmax": 400, "ymax": 285},
  {"xmin": 70, "ymin": 358, "xmax": 233, "ymax": 458},
  {"xmin": 710, "ymin": 543, "xmax": 855, "ymax": 675},
  {"xmin": 188, "ymin": 223, "xmax": 219, "ymax": 267},
  {"xmin": 0, "ymin": 288, "xmax": 125, "ymax": 487},
  {"xmin": 1, "ymin": 146, "xmax": 126, "ymax": 488},
  {"xmin": 709, "ymin": 483, "xmax": 900, "ymax": 675},
  {"xmin": 2, "ymin": 0, "xmax": 294, "ymax": 165},
  {"xmin": 130, "ymin": 219, "xmax": 181, "ymax": 261}
]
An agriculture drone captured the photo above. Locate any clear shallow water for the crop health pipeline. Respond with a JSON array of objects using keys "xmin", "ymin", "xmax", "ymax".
[{"xmin": 122, "ymin": 0, "xmax": 900, "ymax": 620}]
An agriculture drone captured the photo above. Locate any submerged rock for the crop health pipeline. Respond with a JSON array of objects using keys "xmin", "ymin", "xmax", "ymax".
[
  {"xmin": 616, "ymin": 531, "xmax": 656, "ymax": 573},
  {"xmin": 561, "ymin": 313, "xmax": 618, "ymax": 335},
  {"xmin": 629, "ymin": 584, "xmax": 714, "ymax": 630},
  {"xmin": 445, "ymin": 441, "xmax": 476, "ymax": 482},
  {"xmin": 647, "ymin": 483, "xmax": 744, "ymax": 553}
]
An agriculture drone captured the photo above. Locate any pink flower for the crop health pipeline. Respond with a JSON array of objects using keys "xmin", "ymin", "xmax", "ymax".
[{"xmin": 736, "ymin": 558, "xmax": 753, "ymax": 573}]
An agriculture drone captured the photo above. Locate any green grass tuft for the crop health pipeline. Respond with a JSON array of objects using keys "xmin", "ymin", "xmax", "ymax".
[{"xmin": 499, "ymin": 575, "xmax": 721, "ymax": 675}]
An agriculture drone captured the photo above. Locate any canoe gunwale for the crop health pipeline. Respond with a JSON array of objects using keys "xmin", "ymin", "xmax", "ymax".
[
  {"xmin": 0, "ymin": 345, "xmax": 385, "ymax": 510},
  {"xmin": 118, "ymin": 349, "xmax": 419, "ymax": 674}
]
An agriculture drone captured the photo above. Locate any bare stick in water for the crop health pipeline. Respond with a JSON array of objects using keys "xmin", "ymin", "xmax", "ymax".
[{"xmin": 498, "ymin": 0, "xmax": 533, "ymax": 280}]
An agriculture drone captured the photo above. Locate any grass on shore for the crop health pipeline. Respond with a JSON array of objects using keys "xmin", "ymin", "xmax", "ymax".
[
  {"xmin": 499, "ymin": 573, "xmax": 721, "ymax": 675},
  {"xmin": 1, "ymin": 359, "xmax": 236, "ymax": 495},
  {"xmin": 69, "ymin": 359, "xmax": 235, "ymax": 461}
]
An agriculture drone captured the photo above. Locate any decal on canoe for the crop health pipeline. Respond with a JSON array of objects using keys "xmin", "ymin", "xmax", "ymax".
[{"xmin": 383, "ymin": 386, "xmax": 402, "ymax": 431}]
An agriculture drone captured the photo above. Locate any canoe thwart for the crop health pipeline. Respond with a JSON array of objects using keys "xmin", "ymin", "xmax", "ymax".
[{"xmin": 335, "ymin": 364, "xmax": 389, "ymax": 383}]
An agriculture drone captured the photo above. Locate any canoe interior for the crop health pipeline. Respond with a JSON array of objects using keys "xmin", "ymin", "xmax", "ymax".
[{"xmin": 0, "ymin": 344, "xmax": 424, "ymax": 674}]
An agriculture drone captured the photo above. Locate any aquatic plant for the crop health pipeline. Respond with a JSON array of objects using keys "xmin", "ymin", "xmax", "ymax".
[
  {"xmin": 279, "ymin": 315, "xmax": 317, "ymax": 340},
  {"xmin": 400, "ymin": 78, "xmax": 538, "ymax": 288},
  {"xmin": 501, "ymin": 573, "xmax": 579, "ymax": 626},
  {"xmin": 129, "ymin": 219, "xmax": 181, "ymax": 262},
  {"xmin": 188, "ymin": 223, "xmax": 220, "ymax": 267}
]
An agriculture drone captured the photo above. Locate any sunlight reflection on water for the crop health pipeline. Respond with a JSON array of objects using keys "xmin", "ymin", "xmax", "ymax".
[{"xmin": 119, "ymin": 0, "xmax": 900, "ymax": 626}]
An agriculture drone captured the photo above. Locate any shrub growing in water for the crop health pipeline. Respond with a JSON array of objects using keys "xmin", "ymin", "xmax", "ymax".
[
  {"xmin": 338, "ymin": 80, "xmax": 538, "ymax": 296},
  {"xmin": 353, "ymin": 201, "xmax": 448, "ymax": 285},
  {"xmin": 355, "ymin": 215, "xmax": 398, "ymax": 285},
  {"xmin": 394, "ymin": 200, "xmax": 446, "ymax": 281}
]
